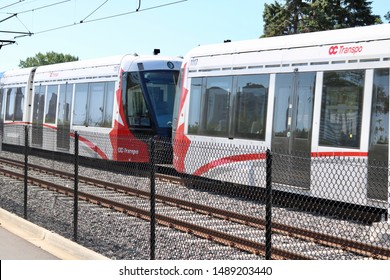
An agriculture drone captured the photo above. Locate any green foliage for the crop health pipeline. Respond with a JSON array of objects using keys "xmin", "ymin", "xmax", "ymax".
[
  {"xmin": 262, "ymin": 0, "xmax": 383, "ymax": 37},
  {"xmin": 19, "ymin": 51, "xmax": 79, "ymax": 68}
]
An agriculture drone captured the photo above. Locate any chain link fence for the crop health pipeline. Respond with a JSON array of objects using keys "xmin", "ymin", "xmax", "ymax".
[{"xmin": 0, "ymin": 124, "xmax": 389, "ymax": 260}]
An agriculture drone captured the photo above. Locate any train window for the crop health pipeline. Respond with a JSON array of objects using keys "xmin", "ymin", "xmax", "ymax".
[
  {"xmin": 319, "ymin": 70, "xmax": 364, "ymax": 148},
  {"xmin": 73, "ymin": 82, "xmax": 114, "ymax": 127},
  {"xmin": 295, "ymin": 72, "xmax": 316, "ymax": 139},
  {"xmin": 368, "ymin": 68, "xmax": 389, "ymax": 200},
  {"xmin": 234, "ymin": 75, "xmax": 269, "ymax": 140},
  {"xmin": 33, "ymin": 85, "xmax": 45, "ymax": 125},
  {"xmin": 45, "ymin": 85, "xmax": 58, "ymax": 124},
  {"xmin": 274, "ymin": 74, "xmax": 293, "ymax": 137},
  {"xmin": 88, "ymin": 83, "xmax": 105, "ymax": 126},
  {"xmin": 5, "ymin": 87, "xmax": 25, "ymax": 121},
  {"xmin": 370, "ymin": 68, "xmax": 389, "ymax": 146},
  {"xmin": 143, "ymin": 71, "xmax": 178, "ymax": 128},
  {"xmin": 73, "ymin": 83, "xmax": 88, "ymax": 126},
  {"xmin": 188, "ymin": 78, "xmax": 202, "ymax": 134},
  {"xmin": 87, "ymin": 82, "xmax": 114, "ymax": 127},
  {"xmin": 103, "ymin": 82, "xmax": 115, "ymax": 127},
  {"xmin": 58, "ymin": 83, "xmax": 73, "ymax": 125},
  {"xmin": 5, "ymin": 88, "xmax": 14, "ymax": 121},
  {"xmin": 200, "ymin": 76, "xmax": 232, "ymax": 136},
  {"xmin": 124, "ymin": 72, "xmax": 151, "ymax": 127}
]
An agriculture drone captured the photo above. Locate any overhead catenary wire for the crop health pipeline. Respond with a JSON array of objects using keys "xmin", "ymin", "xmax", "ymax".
[
  {"xmin": 0, "ymin": 0, "xmax": 71, "ymax": 39},
  {"xmin": 15, "ymin": 13, "xmax": 31, "ymax": 33},
  {"xmin": 32, "ymin": 0, "xmax": 187, "ymax": 36},
  {"xmin": 80, "ymin": 0, "xmax": 109, "ymax": 23},
  {"xmin": 14, "ymin": 0, "xmax": 71, "ymax": 14},
  {"xmin": 0, "ymin": 0, "xmax": 26, "ymax": 11},
  {"xmin": 0, "ymin": 13, "xmax": 17, "ymax": 23}
]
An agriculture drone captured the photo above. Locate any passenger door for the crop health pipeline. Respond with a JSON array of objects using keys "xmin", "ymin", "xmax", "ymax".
[
  {"xmin": 368, "ymin": 68, "xmax": 389, "ymax": 201},
  {"xmin": 272, "ymin": 72, "xmax": 316, "ymax": 188},
  {"xmin": 32, "ymin": 85, "xmax": 45, "ymax": 147},
  {"xmin": 57, "ymin": 83, "xmax": 73, "ymax": 151}
]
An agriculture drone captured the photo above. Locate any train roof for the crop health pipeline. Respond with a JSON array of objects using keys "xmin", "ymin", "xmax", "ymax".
[
  {"xmin": 182, "ymin": 24, "xmax": 390, "ymax": 72},
  {"xmin": 33, "ymin": 54, "xmax": 182, "ymax": 83},
  {"xmin": 0, "ymin": 54, "xmax": 182, "ymax": 85},
  {"xmin": 186, "ymin": 24, "xmax": 390, "ymax": 58},
  {"xmin": 0, "ymin": 67, "xmax": 35, "ymax": 86}
]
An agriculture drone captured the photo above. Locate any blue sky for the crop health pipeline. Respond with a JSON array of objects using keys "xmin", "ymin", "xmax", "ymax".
[{"xmin": 0, "ymin": 0, "xmax": 389, "ymax": 71}]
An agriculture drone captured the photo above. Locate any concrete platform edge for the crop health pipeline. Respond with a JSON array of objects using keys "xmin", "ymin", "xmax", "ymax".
[{"xmin": 0, "ymin": 208, "xmax": 109, "ymax": 260}]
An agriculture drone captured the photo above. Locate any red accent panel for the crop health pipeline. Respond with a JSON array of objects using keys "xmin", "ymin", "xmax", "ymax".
[
  {"xmin": 173, "ymin": 63, "xmax": 190, "ymax": 172},
  {"xmin": 3, "ymin": 121, "xmax": 29, "ymax": 125},
  {"xmin": 109, "ymin": 75, "xmax": 149, "ymax": 162},
  {"xmin": 173, "ymin": 123, "xmax": 190, "ymax": 172},
  {"xmin": 193, "ymin": 153, "xmax": 267, "ymax": 176},
  {"xmin": 311, "ymin": 151, "xmax": 368, "ymax": 157},
  {"xmin": 70, "ymin": 132, "xmax": 108, "ymax": 160},
  {"xmin": 109, "ymin": 123, "xmax": 149, "ymax": 162}
]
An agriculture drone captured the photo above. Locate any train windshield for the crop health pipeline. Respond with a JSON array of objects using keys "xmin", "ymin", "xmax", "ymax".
[
  {"xmin": 124, "ymin": 70, "xmax": 179, "ymax": 129},
  {"xmin": 142, "ymin": 70, "xmax": 178, "ymax": 128}
]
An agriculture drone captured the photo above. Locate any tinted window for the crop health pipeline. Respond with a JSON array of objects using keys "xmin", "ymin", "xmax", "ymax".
[
  {"xmin": 124, "ymin": 73, "xmax": 150, "ymax": 127},
  {"xmin": 88, "ymin": 83, "xmax": 105, "ymax": 126},
  {"xmin": 73, "ymin": 82, "xmax": 114, "ymax": 127},
  {"xmin": 73, "ymin": 84, "xmax": 88, "ymax": 126},
  {"xmin": 188, "ymin": 78, "xmax": 202, "ymax": 134},
  {"xmin": 235, "ymin": 75, "xmax": 269, "ymax": 140},
  {"xmin": 187, "ymin": 74, "xmax": 270, "ymax": 140},
  {"xmin": 143, "ymin": 71, "xmax": 178, "ymax": 128},
  {"xmin": 274, "ymin": 74, "xmax": 293, "ymax": 137},
  {"xmin": 45, "ymin": 85, "xmax": 58, "ymax": 124},
  {"xmin": 201, "ymin": 76, "xmax": 231, "ymax": 136},
  {"xmin": 370, "ymin": 68, "xmax": 389, "ymax": 146},
  {"xmin": 103, "ymin": 82, "xmax": 115, "ymax": 127},
  {"xmin": 5, "ymin": 87, "xmax": 25, "ymax": 121},
  {"xmin": 58, "ymin": 83, "xmax": 73, "ymax": 125},
  {"xmin": 319, "ymin": 70, "xmax": 364, "ymax": 148}
]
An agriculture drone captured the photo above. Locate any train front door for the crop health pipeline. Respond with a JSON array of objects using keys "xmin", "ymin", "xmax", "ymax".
[
  {"xmin": 368, "ymin": 68, "xmax": 389, "ymax": 201},
  {"xmin": 32, "ymin": 85, "xmax": 45, "ymax": 147},
  {"xmin": 271, "ymin": 72, "xmax": 316, "ymax": 188},
  {"xmin": 57, "ymin": 83, "xmax": 73, "ymax": 151}
]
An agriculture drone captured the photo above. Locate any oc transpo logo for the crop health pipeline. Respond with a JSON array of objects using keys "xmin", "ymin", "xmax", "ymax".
[{"xmin": 328, "ymin": 45, "xmax": 364, "ymax": 56}]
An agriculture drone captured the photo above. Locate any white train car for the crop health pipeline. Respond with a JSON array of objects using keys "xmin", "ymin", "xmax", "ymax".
[
  {"xmin": 0, "ymin": 67, "xmax": 35, "ymax": 146},
  {"xmin": 0, "ymin": 54, "xmax": 182, "ymax": 161},
  {"xmin": 173, "ymin": 24, "xmax": 390, "ymax": 213}
]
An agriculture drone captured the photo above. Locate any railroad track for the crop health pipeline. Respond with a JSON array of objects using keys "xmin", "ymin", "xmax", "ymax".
[{"xmin": 0, "ymin": 156, "xmax": 389, "ymax": 260}]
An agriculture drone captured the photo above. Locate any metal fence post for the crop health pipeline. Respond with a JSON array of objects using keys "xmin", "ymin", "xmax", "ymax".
[
  {"xmin": 149, "ymin": 137, "xmax": 156, "ymax": 260},
  {"xmin": 24, "ymin": 125, "xmax": 28, "ymax": 219},
  {"xmin": 73, "ymin": 131, "xmax": 79, "ymax": 242},
  {"xmin": 265, "ymin": 149, "xmax": 273, "ymax": 260}
]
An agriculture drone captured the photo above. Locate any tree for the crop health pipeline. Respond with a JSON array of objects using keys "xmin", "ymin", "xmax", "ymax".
[
  {"xmin": 262, "ymin": 2, "xmax": 289, "ymax": 37},
  {"xmin": 263, "ymin": 0, "xmax": 310, "ymax": 36},
  {"xmin": 305, "ymin": 0, "xmax": 343, "ymax": 32},
  {"xmin": 262, "ymin": 0, "xmax": 381, "ymax": 37},
  {"xmin": 341, "ymin": 0, "xmax": 380, "ymax": 27},
  {"xmin": 19, "ymin": 51, "xmax": 78, "ymax": 68},
  {"xmin": 385, "ymin": 11, "xmax": 390, "ymax": 22}
]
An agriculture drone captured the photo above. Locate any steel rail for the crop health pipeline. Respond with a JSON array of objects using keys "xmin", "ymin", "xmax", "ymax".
[
  {"xmin": 1, "ymin": 157, "xmax": 389, "ymax": 259},
  {"xmin": 0, "ymin": 165, "xmax": 309, "ymax": 260}
]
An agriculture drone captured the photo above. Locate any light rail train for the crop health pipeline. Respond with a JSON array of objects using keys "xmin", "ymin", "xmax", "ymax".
[
  {"xmin": 172, "ymin": 24, "xmax": 390, "ymax": 212},
  {"xmin": 0, "ymin": 54, "xmax": 182, "ymax": 162}
]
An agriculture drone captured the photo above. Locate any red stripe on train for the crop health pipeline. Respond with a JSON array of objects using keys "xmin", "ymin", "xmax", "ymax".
[
  {"xmin": 311, "ymin": 151, "xmax": 368, "ymax": 157},
  {"xmin": 193, "ymin": 153, "xmax": 267, "ymax": 176},
  {"xmin": 192, "ymin": 151, "xmax": 369, "ymax": 176}
]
